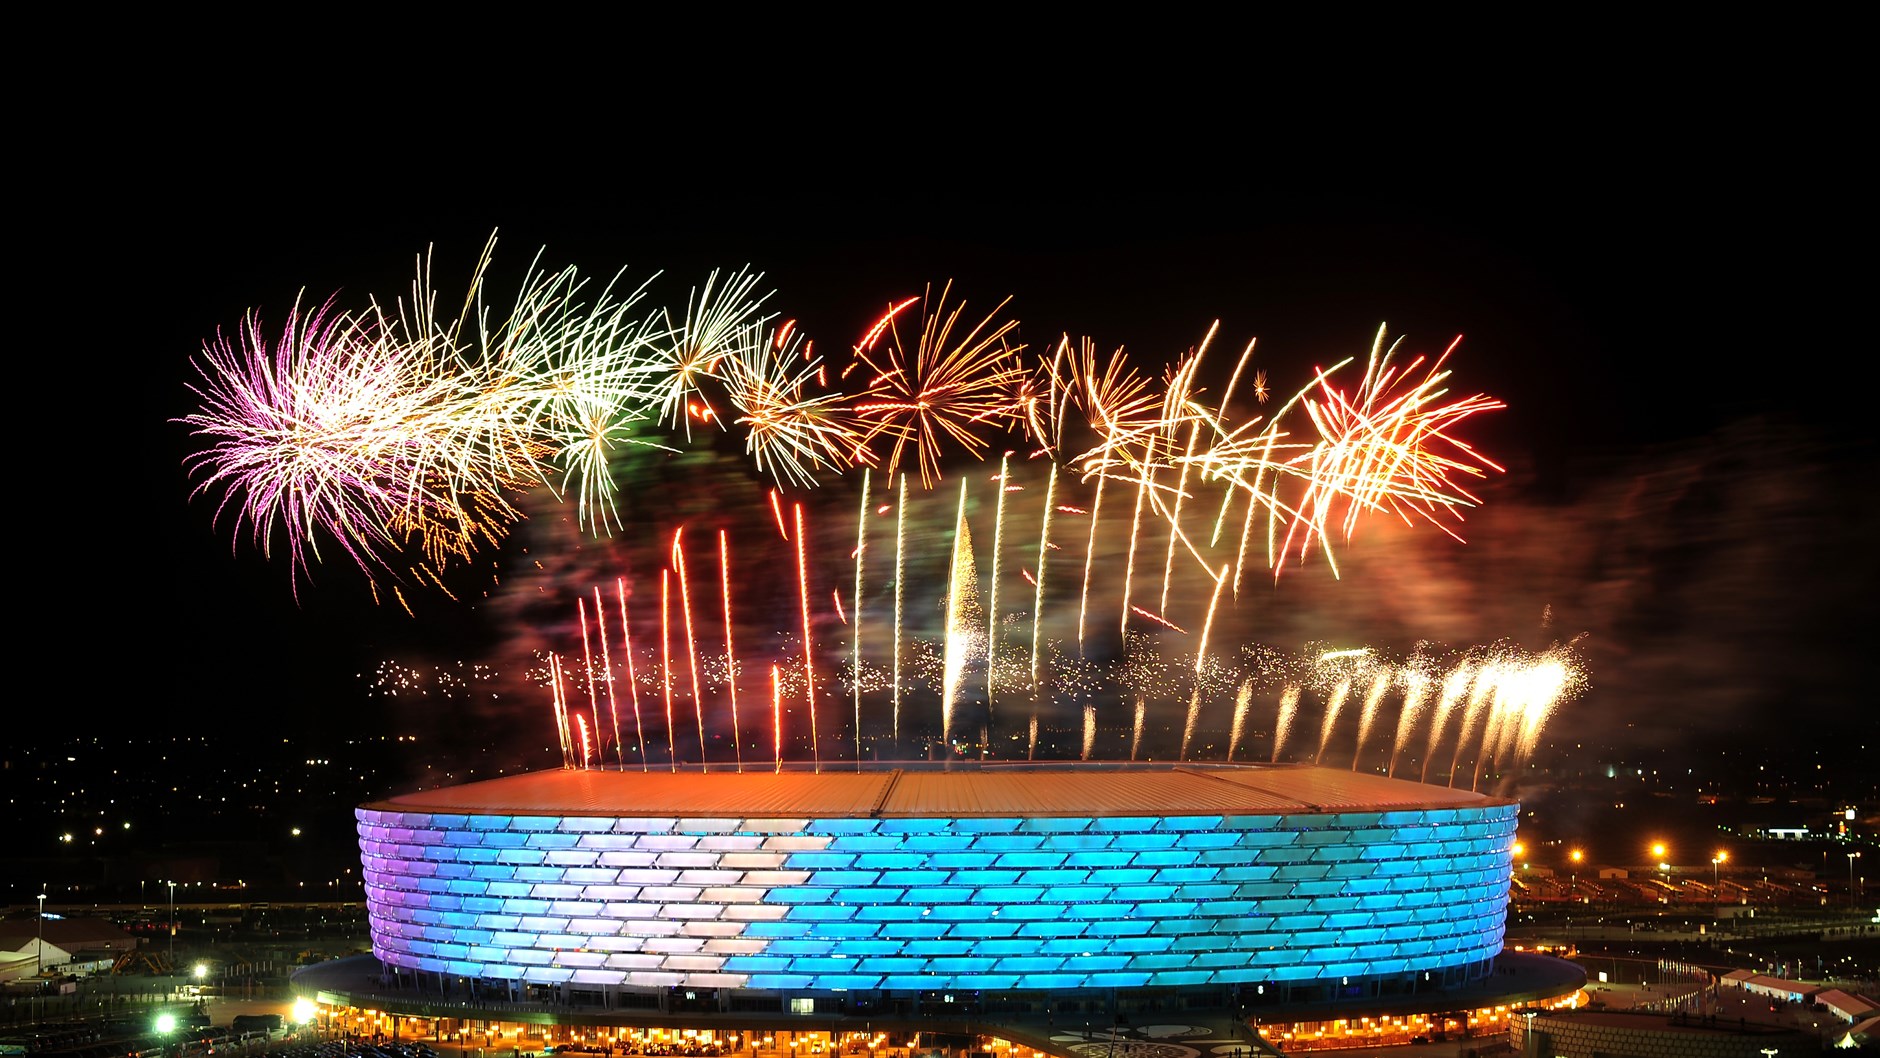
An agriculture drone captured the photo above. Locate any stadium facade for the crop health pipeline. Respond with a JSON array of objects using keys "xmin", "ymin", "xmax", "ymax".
[{"xmin": 349, "ymin": 763, "xmax": 1531, "ymax": 1015}]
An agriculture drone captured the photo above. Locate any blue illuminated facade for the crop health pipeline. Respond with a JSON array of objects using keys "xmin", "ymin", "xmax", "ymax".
[{"xmin": 357, "ymin": 771, "xmax": 1516, "ymax": 997}]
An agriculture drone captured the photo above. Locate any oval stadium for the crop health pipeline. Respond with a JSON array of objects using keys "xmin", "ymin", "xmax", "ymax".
[{"xmin": 291, "ymin": 763, "xmax": 1584, "ymax": 1056}]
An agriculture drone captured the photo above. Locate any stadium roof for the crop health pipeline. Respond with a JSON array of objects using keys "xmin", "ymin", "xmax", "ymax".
[{"xmin": 364, "ymin": 763, "xmax": 1508, "ymax": 818}]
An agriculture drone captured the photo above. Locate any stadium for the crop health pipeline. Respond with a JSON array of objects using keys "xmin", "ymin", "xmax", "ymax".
[{"xmin": 292, "ymin": 763, "xmax": 1585, "ymax": 1055}]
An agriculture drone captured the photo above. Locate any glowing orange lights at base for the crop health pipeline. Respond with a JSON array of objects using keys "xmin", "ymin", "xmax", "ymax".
[{"xmin": 1255, "ymin": 992, "xmax": 1582, "ymax": 1052}]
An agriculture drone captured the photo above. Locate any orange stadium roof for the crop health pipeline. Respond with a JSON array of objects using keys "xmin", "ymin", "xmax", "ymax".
[{"xmin": 363, "ymin": 763, "xmax": 1506, "ymax": 819}]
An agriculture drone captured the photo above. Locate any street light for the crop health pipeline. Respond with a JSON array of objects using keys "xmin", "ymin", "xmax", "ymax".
[
  {"xmin": 1850, "ymin": 852, "xmax": 1862, "ymax": 907},
  {"xmin": 1713, "ymin": 851, "xmax": 1728, "ymax": 898},
  {"xmin": 166, "ymin": 880, "xmax": 176, "ymax": 976},
  {"xmin": 34, "ymin": 892, "xmax": 46, "ymax": 1026},
  {"xmin": 1522, "ymin": 1010, "xmax": 1537, "ymax": 1058},
  {"xmin": 1569, "ymin": 849, "xmax": 1583, "ymax": 899}
]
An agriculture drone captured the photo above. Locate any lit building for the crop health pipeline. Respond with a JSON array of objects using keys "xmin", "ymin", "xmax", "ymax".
[{"xmin": 298, "ymin": 762, "xmax": 1582, "ymax": 1054}]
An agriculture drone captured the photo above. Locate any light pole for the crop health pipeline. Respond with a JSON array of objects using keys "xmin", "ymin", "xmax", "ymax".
[
  {"xmin": 1850, "ymin": 852, "xmax": 1862, "ymax": 907},
  {"xmin": 1522, "ymin": 1010, "xmax": 1537, "ymax": 1057},
  {"xmin": 34, "ymin": 892, "xmax": 46, "ymax": 1025},
  {"xmin": 1713, "ymin": 851, "xmax": 1728, "ymax": 900},
  {"xmin": 167, "ymin": 880, "xmax": 176, "ymax": 976}
]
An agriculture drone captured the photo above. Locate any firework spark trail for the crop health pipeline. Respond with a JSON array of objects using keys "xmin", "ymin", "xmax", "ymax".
[
  {"xmin": 853, "ymin": 470, "xmax": 870, "ymax": 767},
  {"xmin": 987, "ymin": 455, "xmax": 1009, "ymax": 722},
  {"xmin": 1272, "ymin": 685, "xmax": 1301, "ymax": 762},
  {"xmin": 770, "ymin": 665, "xmax": 782, "ymax": 772},
  {"xmin": 1180, "ymin": 563, "xmax": 1231, "ymax": 761},
  {"xmin": 1030, "ymin": 464, "xmax": 1057, "ymax": 688},
  {"xmin": 615, "ymin": 578, "xmax": 648, "ymax": 770},
  {"xmin": 942, "ymin": 481, "xmax": 977, "ymax": 748},
  {"xmin": 892, "ymin": 474, "xmax": 906, "ymax": 743},
  {"xmin": 1077, "ymin": 465, "xmax": 1107, "ymax": 654},
  {"xmin": 672, "ymin": 529, "xmax": 708, "ymax": 770},
  {"xmin": 1421, "ymin": 663, "xmax": 1473, "ymax": 783},
  {"xmin": 1315, "ymin": 679, "xmax": 1352, "ymax": 766},
  {"xmin": 768, "ymin": 490, "xmax": 788, "ymax": 538},
  {"xmin": 1448, "ymin": 665, "xmax": 1499, "ymax": 786},
  {"xmin": 856, "ymin": 296, "xmax": 920, "ymax": 356},
  {"xmin": 1209, "ymin": 337, "xmax": 1260, "ymax": 548},
  {"xmin": 1028, "ymin": 463, "xmax": 1057, "ymax": 756},
  {"xmin": 576, "ymin": 713, "xmax": 591, "ymax": 769},
  {"xmin": 1154, "ymin": 327, "xmax": 1215, "ymax": 615},
  {"xmin": 1515, "ymin": 648, "xmax": 1579, "ymax": 762},
  {"xmin": 1027, "ymin": 713, "xmax": 1038, "ymax": 761},
  {"xmin": 1472, "ymin": 688, "xmax": 1512, "ymax": 793},
  {"xmin": 1389, "ymin": 663, "xmax": 1432, "ymax": 778},
  {"xmin": 1019, "ymin": 335, "xmax": 1073, "ymax": 458},
  {"xmin": 1082, "ymin": 705, "xmax": 1096, "ymax": 761},
  {"xmin": 578, "ymin": 597, "xmax": 601, "ymax": 765},
  {"xmin": 1492, "ymin": 688, "xmax": 1525, "ymax": 768},
  {"xmin": 1161, "ymin": 419, "xmax": 1201, "ymax": 615},
  {"xmin": 719, "ymin": 531, "xmax": 742, "ymax": 771},
  {"xmin": 1352, "ymin": 671, "xmax": 1392, "ymax": 771},
  {"xmin": 654, "ymin": 267, "xmax": 773, "ymax": 435},
  {"xmin": 1069, "ymin": 340, "xmax": 1158, "ymax": 653},
  {"xmin": 592, "ymin": 586, "xmax": 622, "ymax": 767},
  {"xmin": 1181, "ymin": 688, "xmax": 1203, "ymax": 763},
  {"xmin": 548, "ymin": 653, "xmax": 569, "ymax": 765},
  {"xmin": 1118, "ymin": 426, "xmax": 1156, "ymax": 638},
  {"xmin": 793, "ymin": 504, "xmax": 819, "ymax": 771},
  {"xmin": 661, "ymin": 571, "xmax": 676, "ymax": 771},
  {"xmin": 1182, "ymin": 349, "xmax": 1337, "ymax": 597},
  {"xmin": 1228, "ymin": 680, "xmax": 1252, "ymax": 762}
]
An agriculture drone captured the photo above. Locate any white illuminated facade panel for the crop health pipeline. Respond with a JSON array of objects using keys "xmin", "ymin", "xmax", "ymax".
[{"xmin": 358, "ymin": 802, "xmax": 1517, "ymax": 993}]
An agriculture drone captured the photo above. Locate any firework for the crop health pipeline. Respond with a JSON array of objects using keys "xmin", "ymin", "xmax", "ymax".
[
  {"xmin": 1228, "ymin": 680, "xmax": 1252, "ymax": 762},
  {"xmin": 719, "ymin": 532, "xmax": 741, "ymax": 771},
  {"xmin": 942, "ymin": 481, "xmax": 979, "ymax": 747},
  {"xmin": 1272, "ymin": 685, "xmax": 1301, "ymax": 763},
  {"xmin": 181, "ymin": 295, "xmax": 511, "ymax": 587},
  {"xmin": 987, "ymin": 455, "xmax": 1010, "ymax": 720},
  {"xmin": 650, "ymin": 267, "xmax": 772, "ymax": 433},
  {"xmin": 189, "ymin": 240, "xmax": 1506, "ymax": 619},
  {"xmin": 723, "ymin": 322, "xmax": 867, "ymax": 487},
  {"xmin": 850, "ymin": 282, "xmax": 1026, "ymax": 488},
  {"xmin": 1352, "ymin": 671, "xmax": 1392, "ymax": 771},
  {"xmin": 1388, "ymin": 656, "xmax": 1434, "ymax": 778},
  {"xmin": 794, "ymin": 504, "xmax": 820, "ymax": 769},
  {"xmin": 672, "ymin": 529, "xmax": 709, "ymax": 770},
  {"xmin": 188, "ymin": 240, "xmax": 1596, "ymax": 779}
]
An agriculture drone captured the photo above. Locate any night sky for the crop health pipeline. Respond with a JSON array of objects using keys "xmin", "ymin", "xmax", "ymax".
[{"xmin": 45, "ymin": 107, "xmax": 1868, "ymax": 768}]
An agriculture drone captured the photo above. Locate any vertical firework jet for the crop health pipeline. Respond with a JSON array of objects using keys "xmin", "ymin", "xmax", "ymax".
[
  {"xmin": 942, "ymin": 481, "xmax": 978, "ymax": 748},
  {"xmin": 1272, "ymin": 685, "xmax": 1301, "ymax": 763}
]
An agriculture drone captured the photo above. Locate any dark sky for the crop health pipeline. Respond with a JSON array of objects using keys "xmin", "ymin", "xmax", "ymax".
[{"xmin": 35, "ymin": 81, "xmax": 1870, "ymax": 766}]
